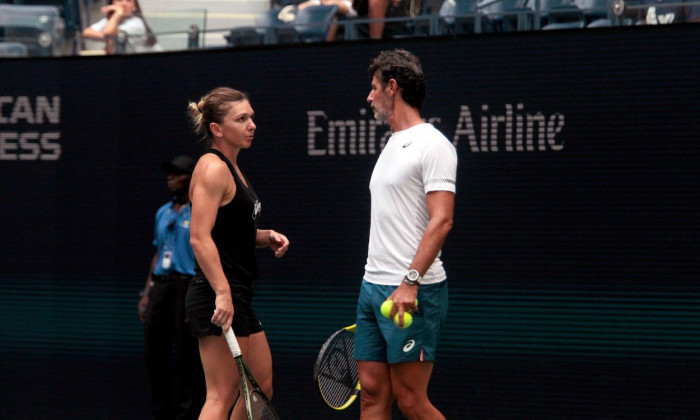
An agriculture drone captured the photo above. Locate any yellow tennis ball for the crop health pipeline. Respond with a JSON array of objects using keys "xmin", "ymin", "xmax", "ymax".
[
  {"xmin": 394, "ymin": 312, "xmax": 413, "ymax": 328},
  {"xmin": 381, "ymin": 300, "xmax": 393, "ymax": 319}
]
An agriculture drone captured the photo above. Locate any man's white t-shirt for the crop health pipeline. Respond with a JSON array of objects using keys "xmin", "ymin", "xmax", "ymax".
[{"xmin": 364, "ymin": 123, "xmax": 458, "ymax": 286}]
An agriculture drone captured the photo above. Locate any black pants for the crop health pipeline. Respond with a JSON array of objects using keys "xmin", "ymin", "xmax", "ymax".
[{"xmin": 144, "ymin": 275, "xmax": 205, "ymax": 420}]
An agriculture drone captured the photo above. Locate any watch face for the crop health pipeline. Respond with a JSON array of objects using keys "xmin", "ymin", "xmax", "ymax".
[{"xmin": 407, "ymin": 269, "xmax": 420, "ymax": 281}]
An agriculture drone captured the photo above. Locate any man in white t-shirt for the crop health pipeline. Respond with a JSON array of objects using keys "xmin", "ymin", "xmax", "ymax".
[{"xmin": 354, "ymin": 48, "xmax": 457, "ymax": 420}]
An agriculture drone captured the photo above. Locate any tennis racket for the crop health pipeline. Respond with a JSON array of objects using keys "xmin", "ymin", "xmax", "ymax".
[
  {"xmin": 224, "ymin": 328, "xmax": 280, "ymax": 420},
  {"xmin": 313, "ymin": 324, "xmax": 361, "ymax": 410}
]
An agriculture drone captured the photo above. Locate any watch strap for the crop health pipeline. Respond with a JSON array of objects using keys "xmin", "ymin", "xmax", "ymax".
[{"xmin": 404, "ymin": 269, "xmax": 422, "ymax": 286}]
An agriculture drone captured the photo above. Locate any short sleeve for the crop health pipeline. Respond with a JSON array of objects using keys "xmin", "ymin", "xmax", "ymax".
[{"xmin": 421, "ymin": 135, "xmax": 457, "ymax": 194}]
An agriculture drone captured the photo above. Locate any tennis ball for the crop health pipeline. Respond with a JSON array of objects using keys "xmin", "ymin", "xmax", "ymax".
[
  {"xmin": 394, "ymin": 312, "xmax": 413, "ymax": 328},
  {"xmin": 380, "ymin": 300, "xmax": 393, "ymax": 319}
]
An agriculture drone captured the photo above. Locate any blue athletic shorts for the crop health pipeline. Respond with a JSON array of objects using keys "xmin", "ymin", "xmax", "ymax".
[{"xmin": 354, "ymin": 279, "xmax": 448, "ymax": 363}]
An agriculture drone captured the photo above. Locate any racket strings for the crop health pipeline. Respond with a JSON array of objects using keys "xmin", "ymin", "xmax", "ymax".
[
  {"xmin": 317, "ymin": 331, "xmax": 359, "ymax": 407},
  {"xmin": 249, "ymin": 389, "xmax": 278, "ymax": 420}
]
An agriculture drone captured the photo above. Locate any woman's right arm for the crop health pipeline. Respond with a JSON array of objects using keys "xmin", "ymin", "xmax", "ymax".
[
  {"xmin": 189, "ymin": 157, "xmax": 237, "ymax": 331},
  {"xmin": 81, "ymin": 6, "xmax": 124, "ymax": 39}
]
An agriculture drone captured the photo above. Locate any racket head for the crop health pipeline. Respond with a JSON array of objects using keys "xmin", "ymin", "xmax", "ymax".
[
  {"xmin": 226, "ymin": 328, "xmax": 280, "ymax": 420},
  {"xmin": 313, "ymin": 324, "xmax": 360, "ymax": 410},
  {"xmin": 249, "ymin": 388, "xmax": 281, "ymax": 420},
  {"xmin": 234, "ymin": 358, "xmax": 255, "ymax": 420}
]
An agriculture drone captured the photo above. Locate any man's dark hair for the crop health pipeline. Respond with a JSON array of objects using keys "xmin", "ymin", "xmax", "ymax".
[{"xmin": 369, "ymin": 49, "xmax": 427, "ymax": 110}]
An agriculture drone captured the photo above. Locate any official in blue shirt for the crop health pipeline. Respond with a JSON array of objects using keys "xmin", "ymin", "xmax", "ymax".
[{"xmin": 137, "ymin": 155, "xmax": 205, "ymax": 420}]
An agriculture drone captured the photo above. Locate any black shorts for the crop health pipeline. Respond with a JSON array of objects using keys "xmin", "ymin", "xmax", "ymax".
[{"xmin": 185, "ymin": 277, "xmax": 263, "ymax": 338}]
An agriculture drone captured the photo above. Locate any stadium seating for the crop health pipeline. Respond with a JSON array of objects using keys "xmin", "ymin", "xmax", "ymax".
[
  {"xmin": 576, "ymin": 0, "xmax": 611, "ymax": 26},
  {"xmin": 0, "ymin": 4, "xmax": 64, "ymax": 56},
  {"xmin": 0, "ymin": 40, "xmax": 28, "ymax": 56},
  {"xmin": 225, "ymin": 26, "xmax": 263, "ymax": 47},
  {"xmin": 4, "ymin": 0, "xmax": 677, "ymax": 55},
  {"xmin": 535, "ymin": 0, "xmax": 586, "ymax": 29},
  {"xmin": 440, "ymin": 0, "xmax": 486, "ymax": 34},
  {"xmin": 226, "ymin": 5, "xmax": 338, "ymax": 46},
  {"xmin": 255, "ymin": 8, "xmax": 286, "ymax": 44},
  {"xmin": 142, "ymin": 8, "xmax": 206, "ymax": 51},
  {"xmin": 479, "ymin": 0, "xmax": 534, "ymax": 31},
  {"xmin": 225, "ymin": 7, "xmax": 292, "ymax": 46},
  {"xmin": 293, "ymin": 5, "xmax": 338, "ymax": 42},
  {"xmin": 11, "ymin": 0, "xmax": 78, "ymax": 38}
]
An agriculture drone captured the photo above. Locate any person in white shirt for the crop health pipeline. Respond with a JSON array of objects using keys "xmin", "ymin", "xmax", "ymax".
[
  {"xmin": 354, "ymin": 48, "xmax": 457, "ymax": 420},
  {"xmin": 82, "ymin": 0, "xmax": 162, "ymax": 54}
]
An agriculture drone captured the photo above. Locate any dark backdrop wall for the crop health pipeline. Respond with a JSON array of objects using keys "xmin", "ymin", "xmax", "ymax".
[{"xmin": 1, "ymin": 24, "xmax": 699, "ymax": 419}]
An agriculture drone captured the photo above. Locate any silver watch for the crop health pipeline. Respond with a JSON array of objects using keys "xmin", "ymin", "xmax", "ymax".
[{"xmin": 403, "ymin": 269, "xmax": 423, "ymax": 286}]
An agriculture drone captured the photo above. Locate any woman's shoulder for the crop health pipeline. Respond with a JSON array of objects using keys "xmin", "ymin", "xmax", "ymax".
[
  {"xmin": 194, "ymin": 154, "xmax": 231, "ymax": 179},
  {"xmin": 191, "ymin": 154, "xmax": 236, "ymax": 202},
  {"xmin": 120, "ymin": 15, "xmax": 147, "ymax": 33}
]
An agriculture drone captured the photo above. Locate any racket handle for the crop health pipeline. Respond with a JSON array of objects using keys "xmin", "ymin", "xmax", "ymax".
[{"xmin": 224, "ymin": 328, "xmax": 242, "ymax": 357}]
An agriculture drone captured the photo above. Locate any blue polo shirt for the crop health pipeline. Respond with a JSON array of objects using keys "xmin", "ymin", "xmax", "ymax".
[{"xmin": 152, "ymin": 200, "xmax": 195, "ymax": 276}]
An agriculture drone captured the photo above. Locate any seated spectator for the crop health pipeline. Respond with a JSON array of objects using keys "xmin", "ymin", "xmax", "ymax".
[
  {"xmin": 367, "ymin": 0, "xmax": 419, "ymax": 39},
  {"xmin": 82, "ymin": 0, "xmax": 162, "ymax": 54},
  {"xmin": 639, "ymin": 0, "xmax": 689, "ymax": 24},
  {"xmin": 279, "ymin": 0, "xmax": 361, "ymax": 40},
  {"xmin": 297, "ymin": 0, "xmax": 360, "ymax": 18}
]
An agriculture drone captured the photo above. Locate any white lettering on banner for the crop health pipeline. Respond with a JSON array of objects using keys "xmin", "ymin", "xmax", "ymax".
[
  {"xmin": 453, "ymin": 104, "xmax": 564, "ymax": 152},
  {"xmin": 0, "ymin": 132, "xmax": 62, "ymax": 161},
  {"xmin": 0, "ymin": 96, "xmax": 62, "ymax": 161},
  {"xmin": 307, "ymin": 104, "xmax": 565, "ymax": 156},
  {"xmin": 307, "ymin": 108, "xmax": 392, "ymax": 156}
]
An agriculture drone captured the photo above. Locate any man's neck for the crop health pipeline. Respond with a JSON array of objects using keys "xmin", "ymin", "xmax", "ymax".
[{"xmin": 388, "ymin": 104, "xmax": 424, "ymax": 133}]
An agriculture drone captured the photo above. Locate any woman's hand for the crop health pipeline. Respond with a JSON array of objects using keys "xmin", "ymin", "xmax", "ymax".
[
  {"xmin": 101, "ymin": 5, "xmax": 126, "ymax": 18},
  {"xmin": 268, "ymin": 230, "xmax": 290, "ymax": 258},
  {"xmin": 211, "ymin": 292, "xmax": 234, "ymax": 332}
]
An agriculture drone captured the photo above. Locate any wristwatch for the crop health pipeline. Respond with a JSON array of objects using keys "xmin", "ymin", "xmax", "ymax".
[{"xmin": 403, "ymin": 269, "xmax": 423, "ymax": 286}]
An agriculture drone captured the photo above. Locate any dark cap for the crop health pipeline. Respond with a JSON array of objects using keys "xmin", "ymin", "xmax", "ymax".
[{"xmin": 161, "ymin": 155, "xmax": 195, "ymax": 174}]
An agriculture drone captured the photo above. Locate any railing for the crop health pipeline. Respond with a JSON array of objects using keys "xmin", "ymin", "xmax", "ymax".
[
  {"xmin": 2, "ymin": 0, "xmax": 699, "ymax": 57},
  {"xmin": 76, "ymin": 8, "xmax": 207, "ymax": 55},
  {"xmin": 142, "ymin": 8, "xmax": 207, "ymax": 50},
  {"xmin": 221, "ymin": 0, "xmax": 700, "ymax": 46}
]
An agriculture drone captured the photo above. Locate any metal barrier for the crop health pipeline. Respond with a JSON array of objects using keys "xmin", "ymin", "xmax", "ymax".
[
  {"xmin": 5, "ymin": 0, "xmax": 700, "ymax": 56},
  {"xmin": 0, "ymin": 4, "xmax": 65, "ymax": 56},
  {"xmin": 143, "ymin": 8, "xmax": 207, "ymax": 50}
]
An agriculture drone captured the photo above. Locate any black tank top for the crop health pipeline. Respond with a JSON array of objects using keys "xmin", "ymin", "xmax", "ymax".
[{"xmin": 194, "ymin": 149, "xmax": 260, "ymax": 300}]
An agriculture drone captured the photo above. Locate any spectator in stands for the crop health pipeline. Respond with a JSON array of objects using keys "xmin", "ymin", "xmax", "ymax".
[
  {"xmin": 367, "ymin": 0, "xmax": 418, "ymax": 38},
  {"xmin": 639, "ymin": 0, "xmax": 690, "ymax": 24},
  {"xmin": 82, "ymin": 0, "xmax": 162, "ymax": 54},
  {"xmin": 292, "ymin": 0, "xmax": 361, "ymax": 40},
  {"xmin": 138, "ymin": 155, "xmax": 205, "ymax": 420}
]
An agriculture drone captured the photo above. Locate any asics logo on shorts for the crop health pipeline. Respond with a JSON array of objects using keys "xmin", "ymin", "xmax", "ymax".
[{"xmin": 403, "ymin": 340, "xmax": 416, "ymax": 352}]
